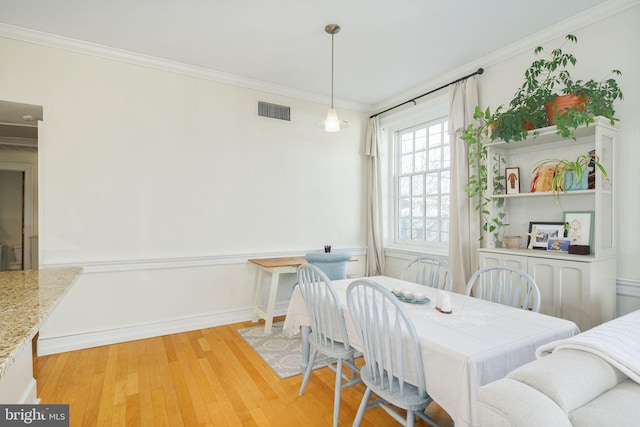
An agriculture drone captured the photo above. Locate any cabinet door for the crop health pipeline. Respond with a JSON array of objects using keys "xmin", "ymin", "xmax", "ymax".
[
  {"xmin": 478, "ymin": 252, "xmax": 527, "ymax": 270},
  {"xmin": 527, "ymin": 257, "xmax": 589, "ymax": 330}
]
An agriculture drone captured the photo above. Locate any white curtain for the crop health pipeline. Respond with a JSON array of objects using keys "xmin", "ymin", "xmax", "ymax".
[
  {"xmin": 448, "ymin": 78, "xmax": 480, "ymax": 293},
  {"xmin": 365, "ymin": 116, "xmax": 385, "ymax": 276}
]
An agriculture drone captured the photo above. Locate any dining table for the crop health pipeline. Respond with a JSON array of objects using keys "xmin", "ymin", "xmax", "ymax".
[{"xmin": 282, "ymin": 275, "xmax": 580, "ymax": 427}]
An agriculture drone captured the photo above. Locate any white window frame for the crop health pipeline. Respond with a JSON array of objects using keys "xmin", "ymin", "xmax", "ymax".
[{"xmin": 380, "ymin": 94, "xmax": 449, "ymax": 255}]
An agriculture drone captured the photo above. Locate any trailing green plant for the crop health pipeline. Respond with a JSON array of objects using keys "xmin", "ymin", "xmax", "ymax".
[{"xmin": 460, "ymin": 106, "xmax": 509, "ymax": 242}]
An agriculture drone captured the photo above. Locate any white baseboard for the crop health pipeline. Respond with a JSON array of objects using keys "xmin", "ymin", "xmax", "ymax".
[{"xmin": 37, "ymin": 302, "xmax": 290, "ymax": 356}]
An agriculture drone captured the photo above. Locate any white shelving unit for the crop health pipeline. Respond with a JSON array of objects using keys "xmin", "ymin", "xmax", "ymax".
[{"xmin": 478, "ymin": 117, "xmax": 617, "ymax": 331}]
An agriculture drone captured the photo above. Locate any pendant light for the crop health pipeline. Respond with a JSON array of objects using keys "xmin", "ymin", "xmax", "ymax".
[{"xmin": 321, "ymin": 24, "xmax": 348, "ymax": 132}]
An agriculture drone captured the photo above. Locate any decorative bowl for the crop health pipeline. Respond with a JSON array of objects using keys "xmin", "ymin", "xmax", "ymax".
[{"xmin": 503, "ymin": 235, "xmax": 522, "ymax": 249}]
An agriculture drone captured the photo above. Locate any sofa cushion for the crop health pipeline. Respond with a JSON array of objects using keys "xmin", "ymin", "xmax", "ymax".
[
  {"xmin": 507, "ymin": 349, "xmax": 626, "ymax": 413},
  {"xmin": 477, "ymin": 378, "xmax": 572, "ymax": 427},
  {"xmin": 569, "ymin": 379, "xmax": 640, "ymax": 427}
]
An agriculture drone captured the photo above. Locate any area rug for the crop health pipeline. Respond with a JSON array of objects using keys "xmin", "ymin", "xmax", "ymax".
[{"xmin": 236, "ymin": 321, "xmax": 329, "ymax": 379}]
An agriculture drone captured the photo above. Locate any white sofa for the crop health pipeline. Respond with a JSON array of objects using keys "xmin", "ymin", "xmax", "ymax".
[{"xmin": 476, "ymin": 310, "xmax": 640, "ymax": 427}]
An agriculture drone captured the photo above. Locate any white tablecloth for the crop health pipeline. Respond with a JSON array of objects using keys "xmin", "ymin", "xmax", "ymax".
[{"xmin": 283, "ymin": 275, "xmax": 579, "ymax": 427}]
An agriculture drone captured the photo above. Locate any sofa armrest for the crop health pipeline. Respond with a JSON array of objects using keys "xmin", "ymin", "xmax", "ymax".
[
  {"xmin": 477, "ymin": 378, "xmax": 572, "ymax": 427},
  {"xmin": 508, "ymin": 349, "xmax": 625, "ymax": 413}
]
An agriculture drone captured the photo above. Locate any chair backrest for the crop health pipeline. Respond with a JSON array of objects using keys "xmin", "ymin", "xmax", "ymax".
[
  {"xmin": 401, "ymin": 255, "xmax": 453, "ymax": 291},
  {"xmin": 346, "ymin": 279, "xmax": 426, "ymax": 398},
  {"xmin": 304, "ymin": 252, "xmax": 351, "ymax": 280},
  {"xmin": 465, "ymin": 265, "xmax": 541, "ymax": 312},
  {"xmin": 297, "ymin": 264, "xmax": 350, "ymax": 350}
]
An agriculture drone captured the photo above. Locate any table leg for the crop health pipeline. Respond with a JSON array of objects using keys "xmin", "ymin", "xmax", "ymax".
[
  {"xmin": 252, "ymin": 267, "xmax": 266, "ymax": 322},
  {"xmin": 262, "ymin": 270, "xmax": 280, "ymax": 334}
]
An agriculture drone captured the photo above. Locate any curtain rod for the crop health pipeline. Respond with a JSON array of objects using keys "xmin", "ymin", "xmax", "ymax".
[{"xmin": 369, "ymin": 67, "xmax": 484, "ymax": 119}]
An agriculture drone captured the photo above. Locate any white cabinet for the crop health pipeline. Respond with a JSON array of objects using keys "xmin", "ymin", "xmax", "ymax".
[
  {"xmin": 479, "ymin": 250, "xmax": 616, "ymax": 331},
  {"xmin": 478, "ymin": 118, "xmax": 617, "ymax": 330}
]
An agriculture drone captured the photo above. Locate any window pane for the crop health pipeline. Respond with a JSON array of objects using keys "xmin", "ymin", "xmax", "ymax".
[
  {"xmin": 425, "ymin": 219, "xmax": 439, "ymax": 242},
  {"xmin": 399, "ymin": 176, "xmax": 410, "ymax": 197},
  {"xmin": 411, "ymin": 174, "xmax": 423, "ymax": 195},
  {"xmin": 401, "ymin": 154, "xmax": 413, "ymax": 174},
  {"xmin": 425, "ymin": 172, "xmax": 439, "ymax": 194},
  {"xmin": 441, "ymin": 171, "xmax": 450, "ymax": 193},
  {"xmin": 412, "ymin": 197, "xmax": 424, "ymax": 217},
  {"xmin": 428, "ymin": 147, "xmax": 441, "ymax": 169},
  {"xmin": 415, "ymin": 151, "xmax": 426, "ymax": 172},
  {"xmin": 415, "ymin": 129, "xmax": 427, "ymax": 151},
  {"xmin": 398, "ymin": 219, "xmax": 410, "ymax": 240},
  {"xmin": 398, "ymin": 198, "xmax": 411, "ymax": 217},
  {"xmin": 443, "ymin": 145, "xmax": 450, "ymax": 169},
  {"xmin": 429, "ymin": 124, "xmax": 442, "ymax": 147},
  {"xmin": 425, "ymin": 196, "xmax": 439, "ymax": 217},
  {"xmin": 411, "ymin": 219, "xmax": 424, "ymax": 240},
  {"xmin": 401, "ymin": 134, "xmax": 413, "ymax": 153}
]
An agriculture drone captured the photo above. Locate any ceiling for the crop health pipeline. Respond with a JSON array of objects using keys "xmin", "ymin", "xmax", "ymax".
[{"xmin": 0, "ymin": 0, "xmax": 623, "ymax": 120}]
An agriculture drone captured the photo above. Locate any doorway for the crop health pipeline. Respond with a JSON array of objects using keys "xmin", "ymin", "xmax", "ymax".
[
  {"xmin": 0, "ymin": 100, "xmax": 41, "ymax": 270},
  {"xmin": 0, "ymin": 163, "xmax": 34, "ymax": 270}
]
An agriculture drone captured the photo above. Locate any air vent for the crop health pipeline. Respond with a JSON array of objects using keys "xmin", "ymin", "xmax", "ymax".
[{"xmin": 258, "ymin": 101, "xmax": 291, "ymax": 121}]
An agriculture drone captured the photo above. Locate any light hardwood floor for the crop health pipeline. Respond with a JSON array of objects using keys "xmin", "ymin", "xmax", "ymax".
[{"xmin": 35, "ymin": 317, "xmax": 453, "ymax": 426}]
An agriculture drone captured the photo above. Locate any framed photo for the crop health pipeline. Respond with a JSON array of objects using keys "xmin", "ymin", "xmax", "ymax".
[
  {"xmin": 547, "ymin": 237, "xmax": 571, "ymax": 252},
  {"xmin": 505, "ymin": 167, "xmax": 520, "ymax": 194},
  {"xmin": 528, "ymin": 222, "xmax": 566, "ymax": 250},
  {"xmin": 563, "ymin": 211, "xmax": 595, "ymax": 247}
]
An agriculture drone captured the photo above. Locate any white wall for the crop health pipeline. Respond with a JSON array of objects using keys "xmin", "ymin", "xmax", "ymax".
[{"xmin": 0, "ymin": 36, "xmax": 369, "ymax": 354}]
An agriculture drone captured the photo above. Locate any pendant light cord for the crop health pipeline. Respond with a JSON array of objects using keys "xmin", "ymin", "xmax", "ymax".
[{"xmin": 330, "ymin": 32, "xmax": 335, "ymax": 109}]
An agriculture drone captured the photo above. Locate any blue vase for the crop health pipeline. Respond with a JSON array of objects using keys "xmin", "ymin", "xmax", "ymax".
[{"xmin": 564, "ymin": 171, "xmax": 588, "ymax": 191}]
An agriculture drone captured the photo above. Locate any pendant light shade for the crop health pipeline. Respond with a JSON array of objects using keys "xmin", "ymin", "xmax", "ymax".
[{"xmin": 321, "ymin": 24, "xmax": 348, "ymax": 132}]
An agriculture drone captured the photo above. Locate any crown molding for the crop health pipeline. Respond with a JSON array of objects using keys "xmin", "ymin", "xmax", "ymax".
[
  {"xmin": 0, "ymin": 23, "xmax": 372, "ymax": 113},
  {"xmin": 373, "ymin": 0, "xmax": 640, "ymax": 113}
]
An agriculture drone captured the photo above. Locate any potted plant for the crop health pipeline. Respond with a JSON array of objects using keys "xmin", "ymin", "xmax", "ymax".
[
  {"xmin": 531, "ymin": 154, "xmax": 608, "ymax": 195},
  {"xmin": 520, "ymin": 34, "xmax": 623, "ymax": 139}
]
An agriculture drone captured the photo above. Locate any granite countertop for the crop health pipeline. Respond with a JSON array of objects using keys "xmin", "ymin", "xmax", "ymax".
[{"xmin": 0, "ymin": 267, "xmax": 82, "ymax": 380}]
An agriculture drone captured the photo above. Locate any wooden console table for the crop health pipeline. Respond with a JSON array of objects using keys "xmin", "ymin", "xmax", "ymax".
[{"xmin": 249, "ymin": 256, "xmax": 306, "ymax": 334}]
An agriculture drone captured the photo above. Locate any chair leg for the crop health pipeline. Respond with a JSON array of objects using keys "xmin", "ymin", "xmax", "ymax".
[
  {"xmin": 333, "ymin": 357, "xmax": 343, "ymax": 427},
  {"xmin": 352, "ymin": 387, "xmax": 372, "ymax": 427},
  {"xmin": 298, "ymin": 349, "xmax": 318, "ymax": 396},
  {"xmin": 407, "ymin": 410, "xmax": 415, "ymax": 427}
]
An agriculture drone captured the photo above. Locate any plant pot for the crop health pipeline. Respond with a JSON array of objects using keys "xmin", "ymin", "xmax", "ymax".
[
  {"xmin": 545, "ymin": 94, "xmax": 587, "ymax": 125},
  {"xmin": 563, "ymin": 171, "xmax": 588, "ymax": 191}
]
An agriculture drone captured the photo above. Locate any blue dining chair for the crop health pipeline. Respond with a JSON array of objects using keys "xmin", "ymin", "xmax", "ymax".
[
  {"xmin": 465, "ymin": 265, "xmax": 541, "ymax": 312},
  {"xmin": 304, "ymin": 252, "xmax": 351, "ymax": 280},
  {"xmin": 401, "ymin": 255, "xmax": 453, "ymax": 291},
  {"xmin": 346, "ymin": 279, "xmax": 439, "ymax": 427},
  {"xmin": 297, "ymin": 264, "xmax": 360, "ymax": 427}
]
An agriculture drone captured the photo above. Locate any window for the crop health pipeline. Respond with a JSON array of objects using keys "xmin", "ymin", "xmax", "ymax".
[{"xmin": 395, "ymin": 117, "xmax": 450, "ymax": 246}]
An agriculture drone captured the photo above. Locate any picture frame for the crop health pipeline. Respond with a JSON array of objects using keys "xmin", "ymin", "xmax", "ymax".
[
  {"xmin": 563, "ymin": 211, "xmax": 595, "ymax": 247},
  {"xmin": 527, "ymin": 222, "xmax": 566, "ymax": 250},
  {"xmin": 547, "ymin": 237, "xmax": 571, "ymax": 252},
  {"xmin": 505, "ymin": 167, "xmax": 520, "ymax": 194}
]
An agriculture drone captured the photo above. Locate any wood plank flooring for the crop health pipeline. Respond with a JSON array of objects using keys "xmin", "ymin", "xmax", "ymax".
[{"xmin": 35, "ymin": 317, "xmax": 453, "ymax": 426}]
